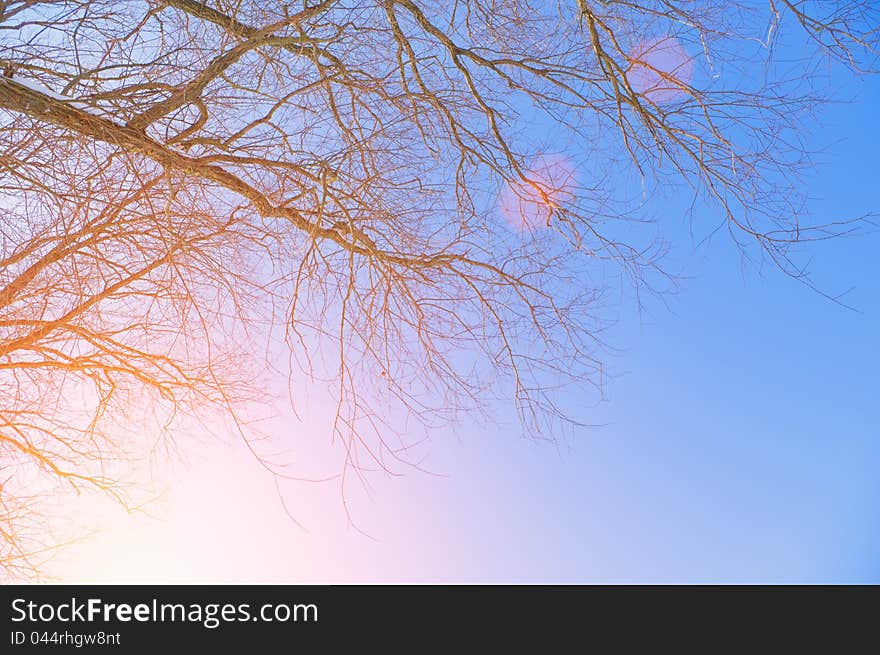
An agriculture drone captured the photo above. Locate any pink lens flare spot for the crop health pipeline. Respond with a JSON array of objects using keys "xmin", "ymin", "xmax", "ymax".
[
  {"xmin": 500, "ymin": 154, "xmax": 578, "ymax": 232},
  {"xmin": 627, "ymin": 36, "xmax": 694, "ymax": 103}
]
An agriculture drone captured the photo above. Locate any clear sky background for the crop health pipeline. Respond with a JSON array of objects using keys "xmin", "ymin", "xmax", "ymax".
[{"xmin": 46, "ymin": 32, "xmax": 879, "ymax": 585}]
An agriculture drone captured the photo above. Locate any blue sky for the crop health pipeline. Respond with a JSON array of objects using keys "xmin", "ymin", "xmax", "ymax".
[
  {"xmin": 400, "ymin": 67, "xmax": 880, "ymax": 583},
  {"xmin": 44, "ymin": 9, "xmax": 879, "ymax": 585}
]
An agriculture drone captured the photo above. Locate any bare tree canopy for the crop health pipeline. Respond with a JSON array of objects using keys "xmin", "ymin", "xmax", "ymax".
[{"xmin": 0, "ymin": 0, "xmax": 877, "ymax": 577}]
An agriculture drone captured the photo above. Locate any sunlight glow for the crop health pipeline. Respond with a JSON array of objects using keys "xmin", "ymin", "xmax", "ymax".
[
  {"xmin": 627, "ymin": 37, "xmax": 694, "ymax": 103},
  {"xmin": 499, "ymin": 154, "xmax": 577, "ymax": 232}
]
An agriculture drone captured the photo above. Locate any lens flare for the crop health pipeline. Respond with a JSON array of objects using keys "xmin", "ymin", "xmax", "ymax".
[
  {"xmin": 627, "ymin": 37, "xmax": 694, "ymax": 103},
  {"xmin": 500, "ymin": 154, "xmax": 577, "ymax": 232}
]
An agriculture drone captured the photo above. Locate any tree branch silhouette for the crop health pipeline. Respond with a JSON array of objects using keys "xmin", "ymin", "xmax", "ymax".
[{"xmin": 0, "ymin": 0, "xmax": 876, "ymax": 577}]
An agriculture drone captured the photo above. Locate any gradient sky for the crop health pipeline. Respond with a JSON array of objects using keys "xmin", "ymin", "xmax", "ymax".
[{"xmin": 46, "ymin": 31, "xmax": 879, "ymax": 585}]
